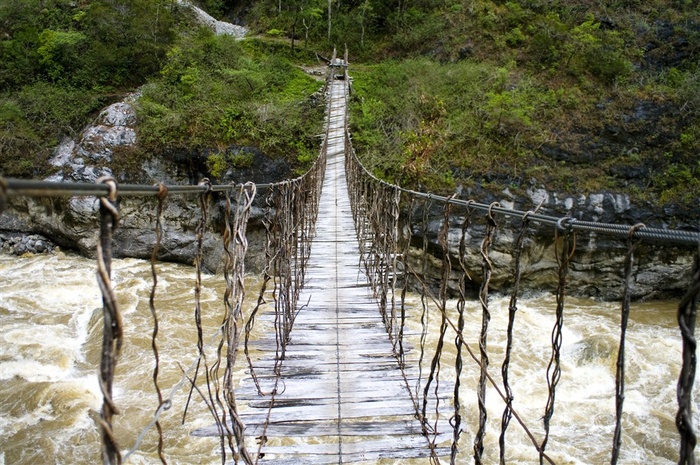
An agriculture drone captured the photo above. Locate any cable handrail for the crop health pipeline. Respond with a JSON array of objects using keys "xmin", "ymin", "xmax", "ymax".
[{"xmin": 0, "ymin": 177, "xmax": 273, "ymax": 199}]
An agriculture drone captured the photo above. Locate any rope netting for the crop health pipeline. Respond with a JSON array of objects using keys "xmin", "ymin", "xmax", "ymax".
[{"xmin": 342, "ymin": 74, "xmax": 700, "ymax": 463}]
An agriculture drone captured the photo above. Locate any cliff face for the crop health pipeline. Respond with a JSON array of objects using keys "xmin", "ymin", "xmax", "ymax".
[
  {"xmin": 406, "ymin": 184, "xmax": 697, "ymax": 302},
  {"xmin": 0, "ymin": 94, "xmax": 276, "ymax": 273}
]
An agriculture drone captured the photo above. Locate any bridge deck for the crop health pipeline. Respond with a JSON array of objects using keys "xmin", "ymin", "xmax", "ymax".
[
  {"xmin": 195, "ymin": 78, "xmax": 444, "ymax": 463},
  {"xmin": 248, "ymin": 77, "xmax": 439, "ymax": 464}
]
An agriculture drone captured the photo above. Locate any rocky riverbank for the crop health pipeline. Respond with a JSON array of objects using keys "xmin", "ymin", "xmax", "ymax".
[
  {"xmin": 404, "ymin": 194, "xmax": 694, "ymax": 300},
  {"xmin": 0, "ymin": 233, "xmax": 56, "ymax": 255},
  {"xmin": 1, "ymin": 4, "xmax": 696, "ymax": 301},
  {"xmin": 1, "ymin": 89, "xmax": 697, "ymax": 301}
]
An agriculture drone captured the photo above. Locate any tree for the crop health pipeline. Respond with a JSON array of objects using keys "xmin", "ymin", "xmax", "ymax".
[{"xmin": 301, "ymin": 1, "xmax": 323, "ymax": 48}]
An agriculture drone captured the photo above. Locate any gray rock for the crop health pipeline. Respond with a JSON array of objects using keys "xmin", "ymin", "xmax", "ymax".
[
  {"xmin": 0, "ymin": 233, "xmax": 56, "ymax": 255},
  {"xmin": 49, "ymin": 96, "xmax": 138, "ymax": 183},
  {"xmin": 404, "ymin": 188, "xmax": 697, "ymax": 301},
  {"xmin": 177, "ymin": 0, "xmax": 248, "ymax": 37}
]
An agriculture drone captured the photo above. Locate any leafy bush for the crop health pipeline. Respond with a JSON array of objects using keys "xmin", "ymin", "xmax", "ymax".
[
  {"xmin": 0, "ymin": 83, "xmax": 106, "ymax": 176},
  {"xmin": 0, "ymin": 0, "xmax": 179, "ymax": 177},
  {"xmin": 136, "ymin": 27, "xmax": 324, "ymax": 171}
]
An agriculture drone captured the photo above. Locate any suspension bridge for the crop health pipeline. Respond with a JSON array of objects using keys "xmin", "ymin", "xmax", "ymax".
[{"xmin": 1, "ymin": 52, "xmax": 700, "ymax": 465}]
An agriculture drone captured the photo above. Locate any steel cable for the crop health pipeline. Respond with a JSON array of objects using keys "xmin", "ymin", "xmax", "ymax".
[{"xmin": 340, "ymin": 164, "xmax": 700, "ymax": 247}]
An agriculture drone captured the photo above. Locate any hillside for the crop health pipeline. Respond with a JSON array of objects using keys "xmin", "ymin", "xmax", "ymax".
[
  {"xmin": 0, "ymin": 0, "xmax": 325, "ymax": 184},
  {"xmin": 1, "ymin": 0, "xmax": 699, "ymax": 222},
  {"xmin": 240, "ymin": 0, "xmax": 699, "ymax": 220}
]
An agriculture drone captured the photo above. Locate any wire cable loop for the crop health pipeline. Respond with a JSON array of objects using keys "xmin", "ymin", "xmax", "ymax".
[{"xmin": 556, "ymin": 216, "xmax": 576, "ymax": 233}]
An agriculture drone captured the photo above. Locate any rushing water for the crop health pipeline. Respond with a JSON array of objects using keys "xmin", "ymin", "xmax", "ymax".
[{"xmin": 0, "ymin": 251, "xmax": 697, "ymax": 464}]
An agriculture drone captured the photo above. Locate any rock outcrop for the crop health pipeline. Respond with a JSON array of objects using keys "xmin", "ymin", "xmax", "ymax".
[
  {"xmin": 1, "ymin": 9, "xmax": 264, "ymax": 273},
  {"xmin": 177, "ymin": 0, "xmax": 247, "ymax": 37},
  {"xmin": 0, "ymin": 233, "xmax": 56, "ymax": 255},
  {"xmin": 1, "ymin": 92, "xmax": 279, "ymax": 273},
  {"xmin": 405, "ymin": 184, "xmax": 697, "ymax": 301}
]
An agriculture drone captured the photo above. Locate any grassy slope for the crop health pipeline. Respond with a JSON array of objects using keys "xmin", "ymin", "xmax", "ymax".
[
  {"xmin": 308, "ymin": 1, "xmax": 700, "ymax": 301},
  {"xmin": 310, "ymin": 0, "xmax": 700, "ymax": 216},
  {"xmin": 0, "ymin": 2, "xmax": 326, "ymax": 181}
]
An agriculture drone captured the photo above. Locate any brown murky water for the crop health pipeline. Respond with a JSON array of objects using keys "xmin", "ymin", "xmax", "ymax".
[{"xmin": 0, "ymin": 252, "xmax": 696, "ymax": 464}]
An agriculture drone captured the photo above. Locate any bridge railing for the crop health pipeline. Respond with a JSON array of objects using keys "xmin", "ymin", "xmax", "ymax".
[
  {"xmin": 0, "ymin": 65, "xmax": 334, "ymax": 464},
  {"xmin": 341, "ymin": 68, "xmax": 700, "ymax": 463}
]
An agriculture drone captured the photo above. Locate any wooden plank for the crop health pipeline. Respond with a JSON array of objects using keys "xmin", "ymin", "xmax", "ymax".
[
  {"xmin": 235, "ymin": 382, "xmax": 419, "ymax": 401},
  {"xmin": 260, "ymin": 448, "xmax": 450, "ymax": 465},
  {"xmin": 194, "ymin": 417, "xmax": 453, "ymax": 439},
  {"xmin": 256, "ymin": 438, "xmax": 452, "ymax": 464},
  {"xmin": 237, "ymin": 401, "xmax": 416, "ymax": 422},
  {"xmin": 259, "ymin": 435, "xmax": 446, "ymax": 455},
  {"xmin": 257, "ymin": 448, "xmax": 451, "ymax": 465},
  {"xmin": 240, "ymin": 399, "xmax": 417, "ymax": 420},
  {"xmin": 192, "ymin": 418, "xmax": 443, "ymax": 437}
]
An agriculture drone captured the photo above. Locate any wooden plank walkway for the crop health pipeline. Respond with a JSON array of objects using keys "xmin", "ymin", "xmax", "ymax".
[{"xmin": 194, "ymin": 76, "xmax": 447, "ymax": 463}]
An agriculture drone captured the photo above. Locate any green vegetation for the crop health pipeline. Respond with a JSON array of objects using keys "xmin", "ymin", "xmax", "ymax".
[
  {"xmin": 0, "ymin": 0, "xmax": 324, "ymax": 180},
  {"xmin": 0, "ymin": 0, "xmax": 178, "ymax": 177},
  {"xmin": 136, "ymin": 32, "xmax": 324, "ymax": 177},
  {"xmin": 236, "ymin": 0, "xmax": 699, "ymax": 211},
  {"xmin": 1, "ymin": 0, "xmax": 698, "ymax": 212}
]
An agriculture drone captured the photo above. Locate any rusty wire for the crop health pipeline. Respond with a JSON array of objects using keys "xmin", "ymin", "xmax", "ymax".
[
  {"xmin": 221, "ymin": 183, "xmax": 256, "ymax": 464},
  {"xmin": 473, "ymin": 202, "xmax": 499, "ymax": 464},
  {"xmin": 244, "ymin": 187, "xmax": 275, "ymax": 396},
  {"xmin": 421, "ymin": 199, "xmax": 453, "ymax": 450},
  {"xmin": 398, "ymin": 197, "xmax": 416, "ymax": 369},
  {"xmin": 610, "ymin": 223, "xmax": 645, "ymax": 464},
  {"xmin": 451, "ymin": 201, "xmax": 473, "ymax": 464},
  {"xmin": 150, "ymin": 183, "xmax": 168, "ymax": 464},
  {"xmin": 182, "ymin": 178, "xmax": 213, "ymax": 425},
  {"xmin": 541, "ymin": 221, "xmax": 577, "ymax": 463},
  {"xmin": 677, "ymin": 244, "xmax": 700, "ymax": 465},
  {"xmin": 499, "ymin": 206, "xmax": 538, "ymax": 464},
  {"xmin": 417, "ymin": 198, "xmax": 432, "ymax": 416},
  {"xmin": 95, "ymin": 176, "xmax": 123, "ymax": 465}
]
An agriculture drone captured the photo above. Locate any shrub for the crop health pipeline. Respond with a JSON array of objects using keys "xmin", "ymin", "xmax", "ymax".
[{"xmin": 136, "ymin": 30, "xmax": 324, "ymax": 170}]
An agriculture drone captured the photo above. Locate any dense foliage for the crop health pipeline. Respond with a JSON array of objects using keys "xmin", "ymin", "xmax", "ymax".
[
  {"xmin": 1, "ymin": 0, "xmax": 698, "ymax": 211},
  {"xmin": 136, "ymin": 33, "xmax": 324, "ymax": 177},
  {"xmin": 0, "ymin": 0, "xmax": 324, "ymax": 181},
  {"xmin": 242, "ymin": 0, "xmax": 700, "ymax": 210},
  {"xmin": 0, "ymin": 0, "xmax": 178, "ymax": 177}
]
